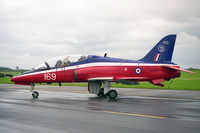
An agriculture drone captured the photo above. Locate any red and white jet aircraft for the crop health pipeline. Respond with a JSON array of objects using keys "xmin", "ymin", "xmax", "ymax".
[{"xmin": 11, "ymin": 34, "xmax": 193, "ymax": 99}]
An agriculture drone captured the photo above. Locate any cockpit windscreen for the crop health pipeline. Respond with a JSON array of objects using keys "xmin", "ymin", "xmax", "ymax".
[{"xmin": 34, "ymin": 55, "xmax": 88, "ymax": 70}]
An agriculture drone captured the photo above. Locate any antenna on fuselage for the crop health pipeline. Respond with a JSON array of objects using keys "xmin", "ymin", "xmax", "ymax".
[{"xmin": 104, "ymin": 53, "xmax": 107, "ymax": 57}]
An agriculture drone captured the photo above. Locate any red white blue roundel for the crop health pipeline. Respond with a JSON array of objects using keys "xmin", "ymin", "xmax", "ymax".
[
  {"xmin": 135, "ymin": 67, "xmax": 142, "ymax": 74},
  {"xmin": 158, "ymin": 45, "xmax": 165, "ymax": 52}
]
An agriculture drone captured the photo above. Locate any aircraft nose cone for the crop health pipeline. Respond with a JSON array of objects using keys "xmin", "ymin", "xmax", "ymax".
[
  {"xmin": 11, "ymin": 76, "xmax": 22, "ymax": 83},
  {"xmin": 10, "ymin": 75, "xmax": 31, "ymax": 85},
  {"xmin": 11, "ymin": 76, "xmax": 17, "ymax": 82}
]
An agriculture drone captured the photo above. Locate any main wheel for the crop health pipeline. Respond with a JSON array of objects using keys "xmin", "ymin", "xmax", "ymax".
[
  {"xmin": 97, "ymin": 92, "xmax": 104, "ymax": 97},
  {"xmin": 32, "ymin": 91, "xmax": 39, "ymax": 98},
  {"xmin": 97, "ymin": 88, "xmax": 104, "ymax": 97},
  {"xmin": 108, "ymin": 90, "xmax": 117, "ymax": 99}
]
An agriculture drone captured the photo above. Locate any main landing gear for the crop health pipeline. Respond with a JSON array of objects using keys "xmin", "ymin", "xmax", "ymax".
[
  {"xmin": 97, "ymin": 88, "xmax": 105, "ymax": 97},
  {"xmin": 97, "ymin": 81, "xmax": 118, "ymax": 99},
  {"xmin": 108, "ymin": 90, "xmax": 118, "ymax": 99},
  {"xmin": 98, "ymin": 88, "xmax": 118, "ymax": 99},
  {"xmin": 31, "ymin": 83, "xmax": 39, "ymax": 98}
]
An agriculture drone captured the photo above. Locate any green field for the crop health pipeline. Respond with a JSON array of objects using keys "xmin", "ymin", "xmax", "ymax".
[{"xmin": 0, "ymin": 70, "xmax": 200, "ymax": 91}]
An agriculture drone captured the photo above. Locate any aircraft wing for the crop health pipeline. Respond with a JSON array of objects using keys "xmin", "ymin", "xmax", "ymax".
[
  {"xmin": 163, "ymin": 66, "xmax": 195, "ymax": 73},
  {"xmin": 88, "ymin": 77, "xmax": 149, "ymax": 81},
  {"xmin": 114, "ymin": 77, "xmax": 149, "ymax": 80},
  {"xmin": 88, "ymin": 77, "xmax": 114, "ymax": 81}
]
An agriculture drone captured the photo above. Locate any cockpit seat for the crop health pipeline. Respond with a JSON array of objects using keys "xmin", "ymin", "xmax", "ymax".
[{"xmin": 55, "ymin": 60, "xmax": 62, "ymax": 67}]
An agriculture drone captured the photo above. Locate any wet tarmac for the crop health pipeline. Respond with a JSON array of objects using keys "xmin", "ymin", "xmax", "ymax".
[{"xmin": 0, "ymin": 84, "xmax": 200, "ymax": 133}]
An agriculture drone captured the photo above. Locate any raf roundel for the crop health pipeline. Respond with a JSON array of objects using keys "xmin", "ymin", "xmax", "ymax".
[
  {"xmin": 135, "ymin": 67, "xmax": 142, "ymax": 74},
  {"xmin": 158, "ymin": 45, "xmax": 165, "ymax": 52}
]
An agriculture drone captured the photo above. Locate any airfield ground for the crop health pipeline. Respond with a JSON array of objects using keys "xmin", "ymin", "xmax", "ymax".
[
  {"xmin": 0, "ymin": 84, "xmax": 200, "ymax": 133},
  {"xmin": 0, "ymin": 70, "xmax": 199, "ymax": 91}
]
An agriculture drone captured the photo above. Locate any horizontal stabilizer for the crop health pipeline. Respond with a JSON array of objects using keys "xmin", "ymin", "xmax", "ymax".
[
  {"xmin": 151, "ymin": 78, "xmax": 164, "ymax": 87},
  {"xmin": 163, "ymin": 66, "xmax": 195, "ymax": 73},
  {"xmin": 152, "ymin": 78, "xmax": 164, "ymax": 84}
]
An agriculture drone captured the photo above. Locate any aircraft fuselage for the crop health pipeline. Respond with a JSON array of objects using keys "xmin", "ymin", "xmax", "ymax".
[{"xmin": 11, "ymin": 62, "xmax": 180, "ymax": 85}]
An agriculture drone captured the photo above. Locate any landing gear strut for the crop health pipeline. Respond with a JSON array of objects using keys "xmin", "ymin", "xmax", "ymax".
[
  {"xmin": 104, "ymin": 81, "xmax": 118, "ymax": 99},
  {"xmin": 97, "ymin": 88, "xmax": 105, "ymax": 97},
  {"xmin": 30, "ymin": 83, "xmax": 39, "ymax": 98}
]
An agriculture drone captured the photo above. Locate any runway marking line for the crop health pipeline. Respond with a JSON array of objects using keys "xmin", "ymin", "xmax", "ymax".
[
  {"xmin": 193, "ymin": 97, "xmax": 200, "ymax": 99},
  {"xmin": 102, "ymin": 110, "xmax": 167, "ymax": 119}
]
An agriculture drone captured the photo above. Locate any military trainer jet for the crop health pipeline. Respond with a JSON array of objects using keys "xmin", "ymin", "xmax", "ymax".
[{"xmin": 11, "ymin": 34, "xmax": 193, "ymax": 99}]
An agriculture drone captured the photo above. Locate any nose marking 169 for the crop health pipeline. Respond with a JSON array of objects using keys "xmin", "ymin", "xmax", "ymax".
[{"xmin": 44, "ymin": 73, "xmax": 56, "ymax": 80}]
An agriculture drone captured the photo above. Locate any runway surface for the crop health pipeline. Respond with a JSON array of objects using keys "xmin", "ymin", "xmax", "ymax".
[{"xmin": 0, "ymin": 84, "xmax": 200, "ymax": 133}]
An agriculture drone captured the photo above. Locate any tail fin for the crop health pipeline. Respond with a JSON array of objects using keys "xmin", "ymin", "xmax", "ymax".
[{"xmin": 140, "ymin": 34, "xmax": 176, "ymax": 63}]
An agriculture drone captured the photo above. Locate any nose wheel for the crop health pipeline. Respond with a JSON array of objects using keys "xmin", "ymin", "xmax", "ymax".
[
  {"xmin": 32, "ymin": 91, "xmax": 39, "ymax": 98},
  {"xmin": 30, "ymin": 83, "xmax": 39, "ymax": 98}
]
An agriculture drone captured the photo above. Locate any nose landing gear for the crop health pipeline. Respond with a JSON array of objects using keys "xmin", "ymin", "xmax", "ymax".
[
  {"xmin": 32, "ymin": 91, "xmax": 39, "ymax": 98},
  {"xmin": 30, "ymin": 83, "xmax": 39, "ymax": 98}
]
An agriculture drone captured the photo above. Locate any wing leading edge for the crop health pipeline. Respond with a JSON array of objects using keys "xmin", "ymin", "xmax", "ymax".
[{"xmin": 88, "ymin": 77, "xmax": 149, "ymax": 81}]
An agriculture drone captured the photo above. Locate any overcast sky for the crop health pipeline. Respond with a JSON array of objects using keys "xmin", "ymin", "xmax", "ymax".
[{"xmin": 0, "ymin": 0, "xmax": 200, "ymax": 69}]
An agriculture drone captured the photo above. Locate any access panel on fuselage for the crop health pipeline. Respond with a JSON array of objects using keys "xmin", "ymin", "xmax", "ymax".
[
  {"xmin": 116, "ymin": 65, "xmax": 134, "ymax": 77},
  {"xmin": 147, "ymin": 66, "xmax": 164, "ymax": 79},
  {"xmin": 64, "ymin": 67, "xmax": 76, "ymax": 82},
  {"xmin": 55, "ymin": 67, "xmax": 65, "ymax": 82}
]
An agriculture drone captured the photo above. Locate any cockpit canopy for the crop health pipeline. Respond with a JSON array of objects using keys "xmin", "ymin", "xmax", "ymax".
[{"xmin": 34, "ymin": 55, "xmax": 88, "ymax": 70}]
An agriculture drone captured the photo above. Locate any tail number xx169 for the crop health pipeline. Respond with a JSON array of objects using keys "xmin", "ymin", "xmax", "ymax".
[{"xmin": 44, "ymin": 73, "xmax": 56, "ymax": 80}]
